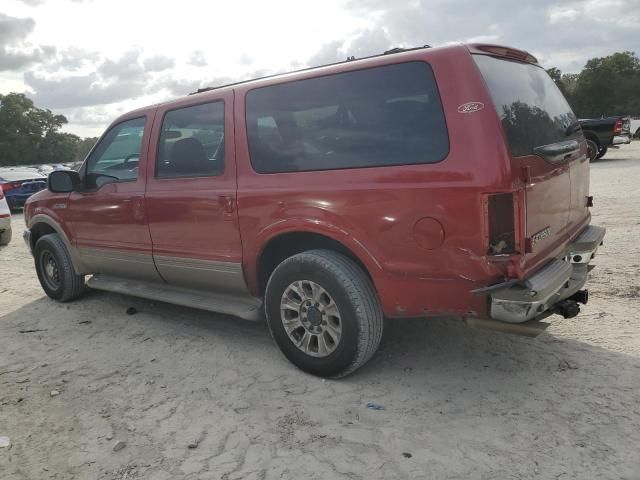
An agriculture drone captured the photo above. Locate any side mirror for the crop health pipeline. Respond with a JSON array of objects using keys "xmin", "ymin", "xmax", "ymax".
[{"xmin": 48, "ymin": 170, "xmax": 81, "ymax": 193}]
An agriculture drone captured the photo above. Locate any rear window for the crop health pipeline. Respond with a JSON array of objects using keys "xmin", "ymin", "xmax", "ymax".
[
  {"xmin": 246, "ymin": 62, "xmax": 449, "ymax": 173},
  {"xmin": 474, "ymin": 55, "xmax": 578, "ymax": 157}
]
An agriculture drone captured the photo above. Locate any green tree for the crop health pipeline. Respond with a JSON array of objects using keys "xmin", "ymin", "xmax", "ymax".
[
  {"xmin": 0, "ymin": 92, "xmax": 98, "ymax": 167},
  {"xmin": 570, "ymin": 51, "xmax": 640, "ymax": 117},
  {"xmin": 75, "ymin": 136, "xmax": 98, "ymax": 162}
]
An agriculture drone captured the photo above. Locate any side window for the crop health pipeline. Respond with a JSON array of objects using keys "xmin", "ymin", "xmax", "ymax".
[
  {"xmin": 156, "ymin": 101, "xmax": 225, "ymax": 178},
  {"xmin": 85, "ymin": 117, "xmax": 145, "ymax": 186},
  {"xmin": 246, "ymin": 62, "xmax": 449, "ymax": 173}
]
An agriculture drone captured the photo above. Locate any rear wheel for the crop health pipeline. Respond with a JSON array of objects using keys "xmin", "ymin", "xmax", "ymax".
[
  {"xmin": 265, "ymin": 250, "xmax": 383, "ymax": 378},
  {"xmin": 34, "ymin": 233, "xmax": 85, "ymax": 302},
  {"xmin": 586, "ymin": 139, "xmax": 599, "ymax": 162},
  {"xmin": 596, "ymin": 146, "xmax": 608, "ymax": 159}
]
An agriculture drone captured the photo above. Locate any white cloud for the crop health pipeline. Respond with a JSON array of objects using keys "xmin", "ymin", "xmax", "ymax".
[{"xmin": 1, "ymin": 0, "xmax": 639, "ymax": 137}]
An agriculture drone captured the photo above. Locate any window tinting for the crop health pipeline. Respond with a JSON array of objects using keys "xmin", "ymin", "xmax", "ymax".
[
  {"xmin": 246, "ymin": 62, "xmax": 449, "ymax": 173},
  {"xmin": 473, "ymin": 54, "xmax": 579, "ymax": 157},
  {"xmin": 86, "ymin": 117, "xmax": 145, "ymax": 184},
  {"xmin": 157, "ymin": 101, "xmax": 225, "ymax": 178}
]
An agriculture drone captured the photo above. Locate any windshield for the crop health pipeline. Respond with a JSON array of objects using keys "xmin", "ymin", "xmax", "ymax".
[{"xmin": 474, "ymin": 54, "xmax": 579, "ymax": 157}]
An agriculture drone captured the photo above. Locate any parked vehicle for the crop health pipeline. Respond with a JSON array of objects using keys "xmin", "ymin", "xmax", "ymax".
[
  {"xmin": 0, "ymin": 186, "xmax": 11, "ymax": 245},
  {"xmin": 24, "ymin": 43, "xmax": 605, "ymax": 377},
  {"xmin": 579, "ymin": 116, "xmax": 631, "ymax": 161},
  {"xmin": 631, "ymin": 118, "xmax": 640, "ymax": 139},
  {"xmin": 0, "ymin": 169, "xmax": 47, "ymax": 210}
]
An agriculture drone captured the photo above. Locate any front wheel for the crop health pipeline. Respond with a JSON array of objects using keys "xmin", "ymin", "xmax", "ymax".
[
  {"xmin": 34, "ymin": 233, "xmax": 85, "ymax": 302},
  {"xmin": 265, "ymin": 250, "xmax": 383, "ymax": 378}
]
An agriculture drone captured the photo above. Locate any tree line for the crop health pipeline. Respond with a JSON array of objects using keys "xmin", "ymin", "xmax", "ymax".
[
  {"xmin": 0, "ymin": 93, "xmax": 97, "ymax": 168},
  {"xmin": 547, "ymin": 51, "xmax": 640, "ymax": 119}
]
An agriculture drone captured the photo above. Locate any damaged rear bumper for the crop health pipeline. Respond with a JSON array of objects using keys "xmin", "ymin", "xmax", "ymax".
[{"xmin": 481, "ymin": 225, "xmax": 605, "ymax": 324}]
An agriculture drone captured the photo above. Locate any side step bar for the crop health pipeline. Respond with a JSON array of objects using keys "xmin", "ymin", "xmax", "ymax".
[{"xmin": 87, "ymin": 275, "xmax": 263, "ymax": 321}]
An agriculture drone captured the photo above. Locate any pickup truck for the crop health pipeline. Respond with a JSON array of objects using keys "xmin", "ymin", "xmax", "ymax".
[{"xmin": 579, "ymin": 116, "xmax": 631, "ymax": 161}]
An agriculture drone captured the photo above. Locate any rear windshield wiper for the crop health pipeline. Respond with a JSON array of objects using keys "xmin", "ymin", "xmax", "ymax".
[
  {"xmin": 565, "ymin": 121, "xmax": 582, "ymax": 136},
  {"xmin": 533, "ymin": 139, "xmax": 580, "ymax": 164}
]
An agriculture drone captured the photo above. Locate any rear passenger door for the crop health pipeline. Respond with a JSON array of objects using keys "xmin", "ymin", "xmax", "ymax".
[{"xmin": 145, "ymin": 91, "xmax": 248, "ymax": 295}]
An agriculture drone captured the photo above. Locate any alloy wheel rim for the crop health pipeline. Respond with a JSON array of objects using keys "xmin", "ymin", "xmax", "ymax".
[
  {"xmin": 280, "ymin": 280, "xmax": 342, "ymax": 358},
  {"xmin": 40, "ymin": 251, "xmax": 60, "ymax": 289}
]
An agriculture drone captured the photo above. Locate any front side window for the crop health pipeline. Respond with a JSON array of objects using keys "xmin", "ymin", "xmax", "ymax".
[
  {"xmin": 85, "ymin": 117, "xmax": 145, "ymax": 187},
  {"xmin": 246, "ymin": 61, "xmax": 449, "ymax": 173},
  {"xmin": 156, "ymin": 101, "xmax": 225, "ymax": 178}
]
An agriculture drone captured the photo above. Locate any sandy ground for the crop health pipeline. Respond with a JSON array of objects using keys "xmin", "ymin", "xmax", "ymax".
[{"xmin": 1, "ymin": 144, "xmax": 639, "ymax": 480}]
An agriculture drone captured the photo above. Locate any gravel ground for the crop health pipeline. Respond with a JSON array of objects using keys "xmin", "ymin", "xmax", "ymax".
[{"xmin": 1, "ymin": 144, "xmax": 639, "ymax": 480}]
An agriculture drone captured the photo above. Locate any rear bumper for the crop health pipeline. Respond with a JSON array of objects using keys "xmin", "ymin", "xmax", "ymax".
[
  {"xmin": 612, "ymin": 135, "xmax": 631, "ymax": 145},
  {"xmin": 487, "ymin": 225, "xmax": 605, "ymax": 323}
]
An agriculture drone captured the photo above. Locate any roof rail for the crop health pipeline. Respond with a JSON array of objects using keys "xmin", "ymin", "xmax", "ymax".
[
  {"xmin": 384, "ymin": 45, "xmax": 431, "ymax": 55},
  {"xmin": 189, "ymin": 44, "xmax": 432, "ymax": 96}
]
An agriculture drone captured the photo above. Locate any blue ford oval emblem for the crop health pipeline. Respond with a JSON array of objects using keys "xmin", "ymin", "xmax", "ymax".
[{"xmin": 457, "ymin": 101, "xmax": 485, "ymax": 113}]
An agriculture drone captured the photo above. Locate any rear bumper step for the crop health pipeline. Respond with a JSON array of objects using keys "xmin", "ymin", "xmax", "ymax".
[{"xmin": 484, "ymin": 225, "xmax": 605, "ymax": 324}]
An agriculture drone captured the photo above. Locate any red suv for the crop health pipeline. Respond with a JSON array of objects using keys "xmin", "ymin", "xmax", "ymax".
[{"xmin": 24, "ymin": 44, "xmax": 605, "ymax": 377}]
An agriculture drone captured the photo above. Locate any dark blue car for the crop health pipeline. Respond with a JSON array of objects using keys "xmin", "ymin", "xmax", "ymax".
[{"xmin": 0, "ymin": 169, "xmax": 47, "ymax": 210}]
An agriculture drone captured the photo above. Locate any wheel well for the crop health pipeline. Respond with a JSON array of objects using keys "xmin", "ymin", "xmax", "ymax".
[
  {"xmin": 30, "ymin": 222, "xmax": 56, "ymax": 250},
  {"xmin": 257, "ymin": 232, "xmax": 372, "ymax": 294},
  {"xmin": 583, "ymin": 132, "xmax": 600, "ymax": 146}
]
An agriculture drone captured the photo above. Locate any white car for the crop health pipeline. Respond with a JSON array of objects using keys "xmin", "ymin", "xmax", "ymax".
[{"xmin": 0, "ymin": 185, "xmax": 11, "ymax": 245}]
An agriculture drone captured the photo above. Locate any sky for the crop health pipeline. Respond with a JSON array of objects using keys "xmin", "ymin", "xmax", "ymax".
[{"xmin": 1, "ymin": 0, "xmax": 639, "ymax": 137}]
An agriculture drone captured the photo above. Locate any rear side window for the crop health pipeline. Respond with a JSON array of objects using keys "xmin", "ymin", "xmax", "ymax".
[
  {"xmin": 246, "ymin": 62, "xmax": 449, "ymax": 173},
  {"xmin": 156, "ymin": 101, "xmax": 225, "ymax": 178},
  {"xmin": 473, "ymin": 55, "xmax": 579, "ymax": 157}
]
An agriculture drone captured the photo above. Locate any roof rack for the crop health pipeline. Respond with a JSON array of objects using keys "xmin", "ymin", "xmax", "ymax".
[{"xmin": 189, "ymin": 44, "xmax": 432, "ymax": 96}]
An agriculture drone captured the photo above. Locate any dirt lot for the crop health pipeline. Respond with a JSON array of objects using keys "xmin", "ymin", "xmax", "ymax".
[{"xmin": 1, "ymin": 145, "xmax": 639, "ymax": 480}]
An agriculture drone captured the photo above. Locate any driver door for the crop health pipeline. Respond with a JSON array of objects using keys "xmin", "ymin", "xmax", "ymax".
[{"xmin": 67, "ymin": 112, "xmax": 162, "ymax": 282}]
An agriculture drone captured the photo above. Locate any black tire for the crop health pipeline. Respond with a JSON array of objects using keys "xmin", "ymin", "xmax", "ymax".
[
  {"xmin": 0, "ymin": 228, "xmax": 11, "ymax": 246},
  {"xmin": 265, "ymin": 249, "xmax": 383, "ymax": 378},
  {"xmin": 596, "ymin": 146, "xmax": 608, "ymax": 159},
  {"xmin": 34, "ymin": 233, "xmax": 85, "ymax": 302},
  {"xmin": 586, "ymin": 139, "xmax": 599, "ymax": 162},
  {"xmin": 635, "ymin": 127, "xmax": 640, "ymax": 139}
]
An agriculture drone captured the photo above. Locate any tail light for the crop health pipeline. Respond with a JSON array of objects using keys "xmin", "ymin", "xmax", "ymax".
[
  {"xmin": 487, "ymin": 193, "xmax": 516, "ymax": 255},
  {"xmin": 0, "ymin": 185, "xmax": 3, "ymax": 200},
  {"xmin": 613, "ymin": 119, "xmax": 622, "ymax": 135},
  {"xmin": 0, "ymin": 181, "xmax": 20, "ymax": 193}
]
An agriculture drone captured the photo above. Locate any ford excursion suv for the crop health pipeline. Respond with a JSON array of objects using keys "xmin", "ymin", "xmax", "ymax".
[{"xmin": 24, "ymin": 44, "xmax": 605, "ymax": 377}]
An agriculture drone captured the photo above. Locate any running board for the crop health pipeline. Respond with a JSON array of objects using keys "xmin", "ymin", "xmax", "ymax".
[{"xmin": 86, "ymin": 275, "xmax": 263, "ymax": 321}]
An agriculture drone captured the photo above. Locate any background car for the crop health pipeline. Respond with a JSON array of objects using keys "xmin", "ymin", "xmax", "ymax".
[
  {"xmin": 631, "ymin": 118, "xmax": 640, "ymax": 139},
  {"xmin": 579, "ymin": 115, "xmax": 631, "ymax": 161},
  {"xmin": 0, "ymin": 185, "xmax": 12, "ymax": 245},
  {"xmin": 0, "ymin": 169, "xmax": 47, "ymax": 211}
]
